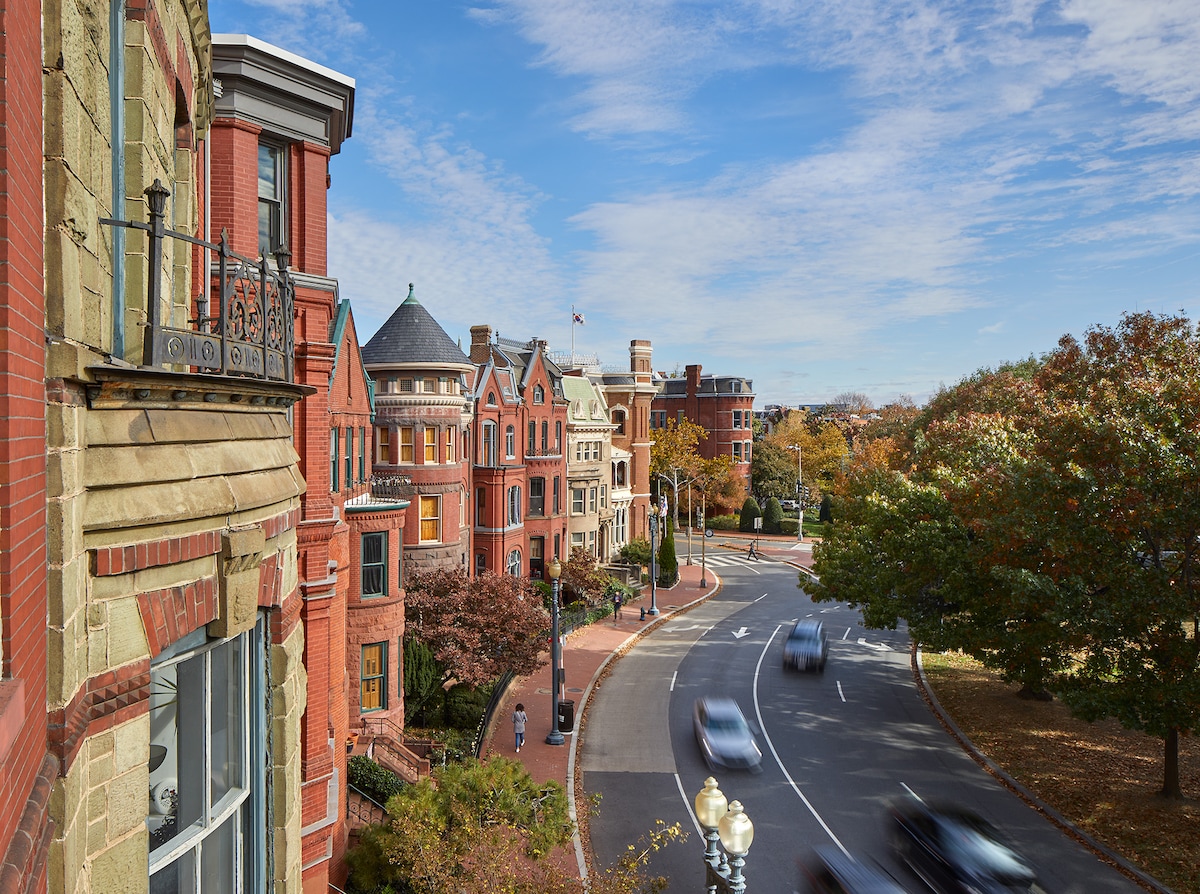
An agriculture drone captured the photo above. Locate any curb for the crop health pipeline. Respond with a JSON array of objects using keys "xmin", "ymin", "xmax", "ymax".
[{"xmin": 912, "ymin": 646, "xmax": 1174, "ymax": 894}]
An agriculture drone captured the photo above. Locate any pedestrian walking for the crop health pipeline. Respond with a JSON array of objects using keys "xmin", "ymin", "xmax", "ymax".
[
  {"xmin": 748, "ymin": 542, "xmax": 758, "ymax": 560},
  {"xmin": 512, "ymin": 703, "xmax": 528, "ymax": 753},
  {"xmin": 613, "ymin": 591, "xmax": 623, "ymax": 621}
]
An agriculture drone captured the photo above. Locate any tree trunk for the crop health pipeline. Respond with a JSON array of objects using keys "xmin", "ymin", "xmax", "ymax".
[{"xmin": 1160, "ymin": 726, "xmax": 1183, "ymax": 800}]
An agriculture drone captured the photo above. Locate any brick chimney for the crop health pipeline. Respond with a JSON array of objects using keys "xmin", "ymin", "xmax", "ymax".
[
  {"xmin": 630, "ymin": 339, "xmax": 652, "ymax": 375},
  {"xmin": 470, "ymin": 325, "xmax": 493, "ymax": 364}
]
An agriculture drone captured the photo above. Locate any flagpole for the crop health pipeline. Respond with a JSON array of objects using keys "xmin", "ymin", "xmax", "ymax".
[{"xmin": 571, "ymin": 305, "xmax": 576, "ymax": 366}]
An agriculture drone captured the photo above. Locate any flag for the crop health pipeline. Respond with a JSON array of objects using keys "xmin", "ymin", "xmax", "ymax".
[{"xmin": 573, "ymin": 312, "xmax": 585, "ymax": 325}]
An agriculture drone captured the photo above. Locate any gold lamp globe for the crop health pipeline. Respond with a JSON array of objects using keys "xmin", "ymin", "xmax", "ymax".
[
  {"xmin": 694, "ymin": 777, "xmax": 728, "ymax": 831},
  {"xmin": 718, "ymin": 800, "xmax": 754, "ymax": 856},
  {"xmin": 548, "ymin": 558, "xmax": 562, "ymax": 580}
]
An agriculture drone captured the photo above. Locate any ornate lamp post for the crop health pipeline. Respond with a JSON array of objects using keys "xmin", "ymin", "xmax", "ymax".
[
  {"xmin": 545, "ymin": 557, "xmax": 564, "ymax": 745},
  {"xmin": 648, "ymin": 511, "xmax": 660, "ymax": 616},
  {"xmin": 694, "ymin": 777, "xmax": 754, "ymax": 894}
]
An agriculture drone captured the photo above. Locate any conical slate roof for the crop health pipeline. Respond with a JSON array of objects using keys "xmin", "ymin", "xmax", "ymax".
[{"xmin": 361, "ymin": 284, "xmax": 471, "ymax": 367}]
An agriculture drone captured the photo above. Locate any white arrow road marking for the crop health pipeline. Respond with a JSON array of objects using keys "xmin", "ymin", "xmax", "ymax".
[
  {"xmin": 732, "ymin": 626, "xmax": 751, "ymax": 639},
  {"xmin": 857, "ymin": 637, "xmax": 892, "ymax": 651}
]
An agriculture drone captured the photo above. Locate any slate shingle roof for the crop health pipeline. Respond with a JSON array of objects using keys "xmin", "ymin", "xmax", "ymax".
[{"xmin": 361, "ymin": 284, "xmax": 471, "ymax": 367}]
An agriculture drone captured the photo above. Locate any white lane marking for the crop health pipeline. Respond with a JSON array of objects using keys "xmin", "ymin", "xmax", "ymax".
[
  {"xmin": 752, "ymin": 626, "xmax": 850, "ymax": 857},
  {"xmin": 670, "ymin": 671, "xmax": 678, "ymax": 692},
  {"xmin": 858, "ymin": 637, "xmax": 892, "ymax": 652},
  {"xmin": 675, "ymin": 773, "xmax": 705, "ymax": 837},
  {"xmin": 836, "ymin": 681, "xmax": 846, "ymax": 703},
  {"xmin": 754, "ymin": 594, "xmax": 767, "ymax": 603},
  {"xmin": 841, "ymin": 627, "xmax": 851, "ymax": 641}
]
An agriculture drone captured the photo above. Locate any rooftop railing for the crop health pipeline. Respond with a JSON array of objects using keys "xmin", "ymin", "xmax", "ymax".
[{"xmin": 101, "ymin": 180, "xmax": 295, "ymax": 383}]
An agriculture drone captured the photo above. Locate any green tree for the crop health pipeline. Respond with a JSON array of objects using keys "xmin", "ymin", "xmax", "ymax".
[
  {"xmin": 403, "ymin": 637, "xmax": 444, "ymax": 726},
  {"xmin": 657, "ymin": 517, "xmax": 678, "ymax": 586},
  {"xmin": 738, "ymin": 497, "xmax": 761, "ymax": 533},
  {"xmin": 761, "ymin": 497, "xmax": 783, "ymax": 535},
  {"xmin": 750, "ymin": 440, "xmax": 796, "ymax": 501},
  {"xmin": 650, "ymin": 418, "xmax": 707, "ymax": 530},
  {"xmin": 619, "ymin": 538, "xmax": 652, "ymax": 566}
]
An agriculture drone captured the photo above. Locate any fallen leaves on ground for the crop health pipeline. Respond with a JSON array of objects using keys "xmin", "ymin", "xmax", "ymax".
[{"xmin": 923, "ymin": 651, "xmax": 1199, "ymax": 894}]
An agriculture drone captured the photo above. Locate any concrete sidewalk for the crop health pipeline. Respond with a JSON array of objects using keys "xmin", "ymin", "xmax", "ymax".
[{"xmin": 479, "ymin": 543, "xmax": 813, "ymax": 878}]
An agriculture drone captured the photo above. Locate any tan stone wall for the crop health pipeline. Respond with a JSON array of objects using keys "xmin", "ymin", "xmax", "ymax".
[{"xmin": 273, "ymin": 624, "xmax": 307, "ymax": 894}]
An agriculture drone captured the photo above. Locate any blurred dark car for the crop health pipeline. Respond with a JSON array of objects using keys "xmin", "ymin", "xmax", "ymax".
[
  {"xmin": 783, "ymin": 619, "xmax": 829, "ymax": 672},
  {"xmin": 887, "ymin": 797, "xmax": 1040, "ymax": 893},
  {"xmin": 692, "ymin": 696, "xmax": 762, "ymax": 772},
  {"xmin": 800, "ymin": 845, "xmax": 908, "ymax": 893}
]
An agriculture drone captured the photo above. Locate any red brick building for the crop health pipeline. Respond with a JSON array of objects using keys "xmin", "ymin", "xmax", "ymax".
[
  {"xmin": 652, "ymin": 363, "xmax": 756, "ymax": 488},
  {"xmin": 469, "ymin": 328, "xmax": 570, "ymax": 575},
  {"xmin": 210, "ymin": 35, "xmax": 406, "ymax": 893},
  {"xmin": 0, "ymin": 1, "xmax": 53, "ymax": 888},
  {"xmin": 363, "ymin": 286, "xmax": 475, "ymax": 577}
]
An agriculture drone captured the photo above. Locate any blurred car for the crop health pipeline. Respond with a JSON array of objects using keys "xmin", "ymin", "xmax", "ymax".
[
  {"xmin": 783, "ymin": 619, "xmax": 829, "ymax": 672},
  {"xmin": 781, "ymin": 499, "xmax": 799, "ymax": 510},
  {"xmin": 887, "ymin": 796, "xmax": 1040, "ymax": 893},
  {"xmin": 692, "ymin": 696, "xmax": 762, "ymax": 772},
  {"xmin": 800, "ymin": 846, "xmax": 908, "ymax": 893}
]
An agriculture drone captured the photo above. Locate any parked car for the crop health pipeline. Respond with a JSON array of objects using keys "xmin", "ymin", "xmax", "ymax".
[
  {"xmin": 783, "ymin": 619, "xmax": 829, "ymax": 672},
  {"xmin": 887, "ymin": 796, "xmax": 1040, "ymax": 893},
  {"xmin": 781, "ymin": 499, "xmax": 799, "ymax": 510},
  {"xmin": 692, "ymin": 696, "xmax": 762, "ymax": 772},
  {"xmin": 800, "ymin": 846, "xmax": 908, "ymax": 893}
]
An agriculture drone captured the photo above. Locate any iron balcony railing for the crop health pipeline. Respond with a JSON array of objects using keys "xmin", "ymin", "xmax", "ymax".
[{"xmin": 101, "ymin": 180, "xmax": 295, "ymax": 383}]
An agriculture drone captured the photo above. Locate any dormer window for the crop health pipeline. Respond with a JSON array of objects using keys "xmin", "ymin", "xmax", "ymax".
[
  {"xmin": 533, "ymin": 384, "xmax": 545, "ymax": 404},
  {"xmin": 487, "ymin": 391, "xmax": 497, "ymax": 407}
]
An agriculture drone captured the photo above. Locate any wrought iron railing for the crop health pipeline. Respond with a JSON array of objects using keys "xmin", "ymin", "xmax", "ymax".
[
  {"xmin": 346, "ymin": 784, "xmax": 388, "ymax": 830},
  {"xmin": 369, "ymin": 475, "xmax": 412, "ymax": 500},
  {"xmin": 100, "ymin": 179, "xmax": 295, "ymax": 383}
]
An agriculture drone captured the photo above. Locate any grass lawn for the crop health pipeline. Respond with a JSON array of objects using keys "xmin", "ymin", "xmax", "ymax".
[{"xmin": 921, "ymin": 651, "xmax": 1199, "ymax": 894}]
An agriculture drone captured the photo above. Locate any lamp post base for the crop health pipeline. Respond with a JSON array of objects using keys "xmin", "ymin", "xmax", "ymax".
[{"xmin": 545, "ymin": 730, "xmax": 564, "ymax": 746}]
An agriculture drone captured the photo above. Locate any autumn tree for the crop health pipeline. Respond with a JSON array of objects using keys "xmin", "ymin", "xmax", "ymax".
[
  {"xmin": 405, "ymin": 569, "xmax": 548, "ymax": 689},
  {"xmin": 649, "ymin": 418, "xmax": 708, "ymax": 530},
  {"xmin": 560, "ymin": 546, "xmax": 615, "ymax": 606},
  {"xmin": 765, "ymin": 411, "xmax": 849, "ymax": 500}
]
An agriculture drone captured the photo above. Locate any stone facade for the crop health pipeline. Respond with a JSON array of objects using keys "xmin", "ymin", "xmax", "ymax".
[{"xmin": 561, "ymin": 375, "xmax": 616, "ymax": 560}]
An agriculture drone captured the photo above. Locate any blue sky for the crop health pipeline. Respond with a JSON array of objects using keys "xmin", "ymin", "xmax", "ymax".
[{"xmin": 209, "ymin": 0, "xmax": 1200, "ymax": 407}]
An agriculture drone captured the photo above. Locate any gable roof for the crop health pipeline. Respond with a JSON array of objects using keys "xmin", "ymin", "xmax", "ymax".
[
  {"xmin": 330, "ymin": 298, "xmax": 375, "ymax": 410},
  {"xmin": 361, "ymin": 284, "xmax": 472, "ymax": 369}
]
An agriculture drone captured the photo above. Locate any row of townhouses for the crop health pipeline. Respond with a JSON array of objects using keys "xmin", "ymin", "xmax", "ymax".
[{"xmin": 0, "ymin": 4, "xmax": 753, "ymax": 892}]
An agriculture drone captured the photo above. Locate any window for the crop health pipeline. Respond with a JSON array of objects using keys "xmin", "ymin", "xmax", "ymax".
[
  {"xmin": 476, "ymin": 553, "xmax": 487, "ymax": 576},
  {"xmin": 533, "ymin": 384, "xmax": 545, "ymax": 404},
  {"xmin": 678, "ymin": 410, "xmax": 686, "ymax": 423},
  {"xmin": 505, "ymin": 426, "xmax": 515, "ymax": 459},
  {"xmin": 487, "ymin": 391, "xmax": 497, "ymax": 407},
  {"xmin": 589, "ymin": 487, "xmax": 598, "ymax": 513},
  {"xmin": 149, "ymin": 621, "xmax": 265, "ymax": 892},
  {"xmin": 445, "ymin": 427, "xmax": 455, "ymax": 463},
  {"xmin": 507, "ymin": 486, "xmax": 522, "ymax": 525},
  {"xmin": 331, "ymin": 428, "xmax": 339, "ymax": 492},
  {"xmin": 614, "ymin": 462, "xmax": 627, "ymax": 487},
  {"xmin": 422, "ymin": 378, "xmax": 436, "ymax": 393},
  {"xmin": 529, "ymin": 478, "xmax": 545, "ymax": 516},
  {"xmin": 733, "ymin": 442, "xmax": 743, "ymax": 461},
  {"xmin": 507, "ymin": 549, "xmax": 522, "ymax": 577},
  {"xmin": 399, "ymin": 378, "xmax": 414, "ymax": 393},
  {"xmin": 420, "ymin": 496, "xmax": 441, "ymax": 542},
  {"xmin": 475, "ymin": 488, "xmax": 486, "ymax": 524},
  {"xmin": 345, "ymin": 428, "xmax": 354, "ymax": 488},
  {"xmin": 399, "ymin": 427, "xmax": 414, "ymax": 463},
  {"xmin": 541, "ymin": 421, "xmax": 549, "ymax": 453},
  {"xmin": 375, "ymin": 427, "xmax": 390, "ymax": 464},
  {"xmin": 571, "ymin": 532, "xmax": 585, "ymax": 550},
  {"xmin": 733, "ymin": 410, "xmax": 743, "ymax": 429},
  {"xmin": 361, "ymin": 643, "xmax": 387, "ymax": 712},
  {"xmin": 528, "ymin": 421, "xmax": 536, "ymax": 455},
  {"xmin": 601, "ymin": 485, "xmax": 607, "ymax": 508},
  {"xmin": 530, "ymin": 537, "xmax": 545, "ymax": 579},
  {"xmin": 440, "ymin": 376, "xmax": 453, "ymax": 394},
  {"xmin": 555, "ymin": 421, "xmax": 562, "ymax": 452},
  {"xmin": 744, "ymin": 440, "xmax": 752, "ymax": 463},
  {"xmin": 359, "ymin": 427, "xmax": 366, "ymax": 481},
  {"xmin": 614, "ymin": 508, "xmax": 627, "ymax": 545},
  {"xmin": 361, "ymin": 532, "xmax": 387, "ymax": 598},
  {"xmin": 482, "ymin": 422, "xmax": 498, "ymax": 467},
  {"xmin": 553, "ymin": 533, "xmax": 561, "ymax": 560},
  {"xmin": 258, "ymin": 143, "xmax": 284, "ymax": 255},
  {"xmin": 553, "ymin": 477, "xmax": 561, "ymax": 514},
  {"xmin": 424, "ymin": 426, "xmax": 437, "ymax": 463},
  {"xmin": 572, "ymin": 488, "xmax": 586, "ymax": 515},
  {"xmin": 613, "ymin": 409, "xmax": 626, "ymax": 436}
]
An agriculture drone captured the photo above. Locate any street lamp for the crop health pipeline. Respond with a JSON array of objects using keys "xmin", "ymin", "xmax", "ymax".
[
  {"xmin": 694, "ymin": 777, "xmax": 754, "ymax": 894},
  {"xmin": 648, "ymin": 511, "xmax": 660, "ymax": 616},
  {"xmin": 699, "ymin": 490, "xmax": 708, "ymax": 588},
  {"xmin": 545, "ymin": 557, "xmax": 564, "ymax": 746},
  {"xmin": 788, "ymin": 444, "xmax": 803, "ymax": 543}
]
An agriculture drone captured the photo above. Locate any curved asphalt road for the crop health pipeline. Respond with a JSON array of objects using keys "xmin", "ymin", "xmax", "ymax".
[{"xmin": 581, "ymin": 556, "xmax": 1146, "ymax": 893}]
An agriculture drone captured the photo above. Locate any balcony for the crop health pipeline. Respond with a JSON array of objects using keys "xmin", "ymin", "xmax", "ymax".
[{"xmin": 101, "ymin": 180, "xmax": 295, "ymax": 384}]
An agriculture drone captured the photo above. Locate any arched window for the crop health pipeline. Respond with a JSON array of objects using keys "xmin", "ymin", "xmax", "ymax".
[
  {"xmin": 533, "ymin": 384, "xmax": 545, "ymax": 404},
  {"xmin": 614, "ymin": 461, "xmax": 627, "ymax": 487},
  {"xmin": 506, "ymin": 549, "xmax": 522, "ymax": 577},
  {"xmin": 487, "ymin": 391, "xmax": 497, "ymax": 407},
  {"xmin": 612, "ymin": 408, "xmax": 626, "ymax": 436}
]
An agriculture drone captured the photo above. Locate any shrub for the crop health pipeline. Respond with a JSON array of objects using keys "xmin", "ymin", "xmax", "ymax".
[
  {"xmin": 619, "ymin": 538, "xmax": 652, "ymax": 566},
  {"xmin": 657, "ymin": 517, "xmax": 678, "ymax": 586},
  {"xmin": 706, "ymin": 514, "xmax": 740, "ymax": 531},
  {"xmin": 348, "ymin": 754, "xmax": 406, "ymax": 806},
  {"xmin": 444, "ymin": 683, "xmax": 490, "ymax": 730},
  {"xmin": 739, "ymin": 497, "xmax": 762, "ymax": 533},
  {"xmin": 761, "ymin": 497, "xmax": 783, "ymax": 534}
]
